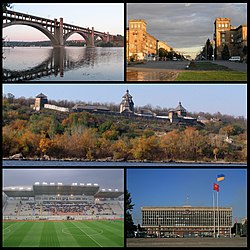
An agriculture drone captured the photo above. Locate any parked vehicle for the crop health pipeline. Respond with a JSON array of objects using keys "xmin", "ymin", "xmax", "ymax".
[{"xmin": 228, "ymin": 56, "xmax": 241, "ymax": 62}]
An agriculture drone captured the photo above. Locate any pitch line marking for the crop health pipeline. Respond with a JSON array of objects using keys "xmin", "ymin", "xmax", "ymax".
[
  {"xmin": 3, "ymin": 222, "xmax": 20, "ymax": 235},
  {"xmin": 71, "ymin": 222, "xmax": 103, "ymax": 247},
  {"xmin": 62, "ymin": 227, "xmax": 103, "ymax": 237}
]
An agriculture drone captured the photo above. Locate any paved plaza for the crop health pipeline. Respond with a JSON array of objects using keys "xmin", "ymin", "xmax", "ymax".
[{"xmin": 127, "ymin": 237, "xmax": 247, "ymax": 248}]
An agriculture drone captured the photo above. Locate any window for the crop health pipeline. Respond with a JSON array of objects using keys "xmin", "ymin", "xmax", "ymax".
[
  {"xmin": 138, "ymin": 24, "xmax": 140, "ymax": 28},
  {"xmin": 135, "ymin": 24, "xmax": 137, "ymax": 28},
  {"xmin": 222, "ymin": 24, "xmax": 224, "ymax": 28},
  {"xmin": 221, "ymin": 33, "xmax": 225, "ymax": 37},
  {"xmin": 218, "ymin": 24, "xmax": 221, "ymax": 28},
  {"xmin": 231, "ymin": 39, "xmax": 234, "ymax": 42},
  {"xmin": 222, "ymin": 38, "xmax": 225, "ymax": 42},
  {"xmin": 131, "ymin": 24, "xmax": 133, "ymax": 28},
  {"xmin": 225, "ymin": 23, "xmax": 228, "ymax": 28}
]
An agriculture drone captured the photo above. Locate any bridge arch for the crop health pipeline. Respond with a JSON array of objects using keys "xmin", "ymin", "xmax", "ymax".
[
  {"xmin": 3, "ymin": 21, "xmax": 60, "ymax": 47},
  {"xmin": 63, "ymin": 30, "xmax": 91, "ymax": 47}
]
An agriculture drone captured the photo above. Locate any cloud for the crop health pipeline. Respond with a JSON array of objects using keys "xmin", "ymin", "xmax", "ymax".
[
  {"xmin": 3, "ymin": 169, "xmax": 124, "ymax": 190},
  {"xmin": 127, "ymin": 3, "xmax": 247, "ymax": 52}
]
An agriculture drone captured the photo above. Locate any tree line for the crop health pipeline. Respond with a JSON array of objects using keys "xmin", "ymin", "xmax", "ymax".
[{"xmin": 2, "ymin": 95, "xmax": 247, "ymax": 162}]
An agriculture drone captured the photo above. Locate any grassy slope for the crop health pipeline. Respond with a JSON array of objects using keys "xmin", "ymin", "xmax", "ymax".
[{"xmin": 3, "ymin": 220, "xmax": 124, "ymax": 247}]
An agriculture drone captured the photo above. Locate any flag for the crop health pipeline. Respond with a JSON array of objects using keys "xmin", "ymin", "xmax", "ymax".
[
  {"xmin": 217, "ymin": 174, "xmax": 225, "ymax": 182},
  {"xmin": 213, "ymin": 183, "xmax": 219, "ymax": 192}
]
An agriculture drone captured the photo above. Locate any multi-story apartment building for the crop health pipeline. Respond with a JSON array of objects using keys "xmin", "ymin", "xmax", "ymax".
[
  {"xmin": 158, "ymin": 41, "xmax": 173, "ymax": 52},
  {"xmin": 141, "ymin": 206, "xmax": 232, "ymax": 237},
  {"xmin": 214, "ymin": 18, "xmax": 247, "ymax": 60},
  {"xmin": 126, "ymin": 19, "xmax": 158, "ymax": 61}
]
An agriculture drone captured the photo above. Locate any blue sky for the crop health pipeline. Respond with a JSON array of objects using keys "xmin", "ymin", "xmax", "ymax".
[
  {"xmin": 3, "ymin": 84, "xmax": 247, "ymax": 118},
  {"xmin": 3, "ymin": 3, "xmax": 124, "ymax": 41},
  {"xmin": 126, "ymin": 168, "xmax": 247, "ymax": 225}
]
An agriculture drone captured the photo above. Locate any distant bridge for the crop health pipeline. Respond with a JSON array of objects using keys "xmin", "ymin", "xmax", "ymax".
[{"xmin": 3, "ymin": 10, "xmax": 117, "ymax": 47}]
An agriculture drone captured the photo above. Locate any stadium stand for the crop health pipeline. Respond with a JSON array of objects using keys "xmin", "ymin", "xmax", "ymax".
[{"xmin": 3, "ymin": 183, "xmax": 124, "ymax": 221}]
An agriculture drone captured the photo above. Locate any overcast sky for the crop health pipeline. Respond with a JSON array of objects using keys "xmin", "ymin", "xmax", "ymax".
[
  {"xmin": 3, "ymin": 169, "xmax": 124, "ymax": 191},
  {"xmin": 127, "ymin": 3, "xmax": 247, "ymax": 58}
]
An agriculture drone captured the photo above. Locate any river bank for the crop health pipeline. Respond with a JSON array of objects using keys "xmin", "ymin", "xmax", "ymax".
[{"xmin": 2, "ymin": 155, "xmax": 246, "ymax": 166}]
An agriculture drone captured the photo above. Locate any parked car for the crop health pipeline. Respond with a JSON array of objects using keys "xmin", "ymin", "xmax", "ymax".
[{"xmin": 228, "ymin": 56, "xmax": 241, "ymax": 62}]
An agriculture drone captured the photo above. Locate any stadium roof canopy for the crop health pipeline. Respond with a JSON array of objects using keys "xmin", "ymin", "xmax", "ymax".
[
  {"xmin": 3, "ymin": 186, "xmax": 34, "ymax": 197},
  {"xmin": 3, "ymin": 184, "xmax": 123, "ymax": 198},
  {"xmin": 33, "ymin": 184, "xmax": 99, "ymax": 196},
  {"xmin": 94, "ymin": 190, "xmax": 124, "ymax": 199}
]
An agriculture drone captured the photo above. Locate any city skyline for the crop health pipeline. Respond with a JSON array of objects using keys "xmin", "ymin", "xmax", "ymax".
[
  {"xmin": 126, "ymin": 168, "xmax": 247, "ymax": 224},
  {"xmin": 3, "ymin": 84, "xmax": 247, "ymax": 118},
  {"xmin": 3, "ymin": 3, "xmax": 124, "ymax": 41},
  {"xmin": 3, "ymin": 169, "xmax": 124, "ymax": 191},
  {"xmin": 127, "ymin": 3, "xmax": 247, "ymax": 59}
]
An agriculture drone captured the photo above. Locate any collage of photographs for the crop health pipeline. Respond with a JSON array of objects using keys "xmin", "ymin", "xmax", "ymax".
[{"xmin": 2, "ymin": 2, "xmax": 247, "ymax": 248}]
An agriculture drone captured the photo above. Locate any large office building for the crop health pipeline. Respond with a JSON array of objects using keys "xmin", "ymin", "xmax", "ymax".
[
  {"xmin": 141, "ymin": 206, "xmax": 232, "ymax": 237},
  {"xmin": 214, "ymin": 18, "xmax": 247, "ymax": 60}
]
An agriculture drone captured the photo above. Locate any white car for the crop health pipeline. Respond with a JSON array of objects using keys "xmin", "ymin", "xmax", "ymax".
[{"xmin": 228, "ymin": 56, "xmax": 241, "ymax": 62}]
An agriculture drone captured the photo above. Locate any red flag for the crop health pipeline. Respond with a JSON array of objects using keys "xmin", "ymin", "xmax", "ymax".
[{"xmin": 213, "ymin": 183, "xmax": 219, "ymax": 192}]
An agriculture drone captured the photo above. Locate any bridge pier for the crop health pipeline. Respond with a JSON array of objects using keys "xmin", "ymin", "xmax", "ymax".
[
  {"xmin": 53, "ymin": 17, "xmax": 64, "ymax": 47},
  {"xmin": 87, "ymin": 27, "xmax": 95, "ymax": 48}
]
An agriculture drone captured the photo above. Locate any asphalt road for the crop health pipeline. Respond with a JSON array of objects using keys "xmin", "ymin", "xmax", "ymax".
[
  {"xmin": 211, "ymin": 60, "xmax": 247, "ymax": 72},
  {"xmin": 126, "ymin": 237, "xmax": 247, "ymax": 248}
]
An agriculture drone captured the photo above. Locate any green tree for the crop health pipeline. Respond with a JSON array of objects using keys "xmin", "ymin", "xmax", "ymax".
[
  {"xmin": 159, "ymin": 48, "xmax": 167, "ymax": 58},
  {"xmin": 2, "ymin": 3, "xmax": 12, "ymax": 11},
  {"xmin": 221, "ymin": 44, "xmax": 230, "ymax": 60},
  {"xmin": 126, "ymin": 190, "xmax": 136, "ymax": 237}
]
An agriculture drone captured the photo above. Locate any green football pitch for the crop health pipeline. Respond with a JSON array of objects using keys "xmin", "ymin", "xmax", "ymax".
[{"xmin": 3, "ymin": 220, "xmax": 124, "ymax": 247}]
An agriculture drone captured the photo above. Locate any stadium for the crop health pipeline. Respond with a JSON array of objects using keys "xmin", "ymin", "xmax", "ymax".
[{"xmin": 3, "ymin": 182, "xmax": 124, "ymax": 247}]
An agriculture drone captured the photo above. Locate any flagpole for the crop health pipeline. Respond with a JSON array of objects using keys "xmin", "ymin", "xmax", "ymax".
[
  {"xmin": 213, "ymin": 191, "xmax": 215, "ymax": 238},
  {"xmin": 217, "ymin": 190, "xmax": 219, "ymax": 238}
]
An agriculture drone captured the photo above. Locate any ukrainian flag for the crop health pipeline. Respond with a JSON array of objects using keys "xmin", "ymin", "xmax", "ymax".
[{"xmin": 217, "ymin": 174, "xmax": 225, "ymax": 182}]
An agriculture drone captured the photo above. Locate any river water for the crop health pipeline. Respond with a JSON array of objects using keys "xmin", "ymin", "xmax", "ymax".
[
  {"xmin": 2, "ymin": 160, "xmax": 246, "ymax": 167},
  {"xmin": 3, "ymin": 47, "xmax": 124, "ymax": 81}
]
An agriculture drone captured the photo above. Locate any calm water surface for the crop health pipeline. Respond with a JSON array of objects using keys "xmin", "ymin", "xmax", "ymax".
[
  {"xmin": 3, "ymin": 47, "xmax": 124, "ymax": 81},
  {"xmin": 3, "ymin": 160, "xmax": 246, "ymax": 167}
]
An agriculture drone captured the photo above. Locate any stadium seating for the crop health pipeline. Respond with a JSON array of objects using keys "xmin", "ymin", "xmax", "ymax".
[{"xmin": 3, "ymin": 200, "xmax": 124, "ymax": 218}]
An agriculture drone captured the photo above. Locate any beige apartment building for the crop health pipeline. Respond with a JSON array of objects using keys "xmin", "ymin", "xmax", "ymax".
[
  {"xmin": 214, "ymin": 18, "xmax": 247, "ymax": 60},
  {"xmin": 127, "ymin": 19, "xmax": 174, "ymax": 61},
  {"xmin": 158, "ymin": 41, "xmax": 173, "ymax": 52}
]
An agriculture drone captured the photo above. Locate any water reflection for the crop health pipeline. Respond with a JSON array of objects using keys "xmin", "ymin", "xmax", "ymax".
[
  {"xmin": 126, "ymin": 70, "xmax": 179, "ymax": 81},
  {"xmin": 3, "ymin": 47, "xmax": 124, "ymax": 81}
]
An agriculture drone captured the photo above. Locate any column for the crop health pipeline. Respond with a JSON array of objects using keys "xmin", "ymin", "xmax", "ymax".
[
  {"xmin": 59, "ymin": 18, "xmax": 64, "ymax": 46},
  {"xmin": 107, "ymin": 32, "xmax": 110, "ymax": 43}
]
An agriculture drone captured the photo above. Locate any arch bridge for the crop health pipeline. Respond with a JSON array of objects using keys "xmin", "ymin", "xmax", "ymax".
[{"xmin": 3, "ymin": 10, "xmax": 116, "ymax": 47}]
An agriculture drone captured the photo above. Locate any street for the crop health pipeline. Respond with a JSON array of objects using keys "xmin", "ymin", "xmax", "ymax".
[{"xmin": 211, "ymin": 60, "xmax": 247, "ymax": 72}]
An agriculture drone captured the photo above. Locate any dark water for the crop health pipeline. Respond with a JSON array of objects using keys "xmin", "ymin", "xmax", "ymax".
[
  {"xmin": 2, "ymin": 160, "xmax": 246, "ymax": 167},
  {"xmin": 3, "ymin": 47, "xmax": 124, "ymax": 81}
]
